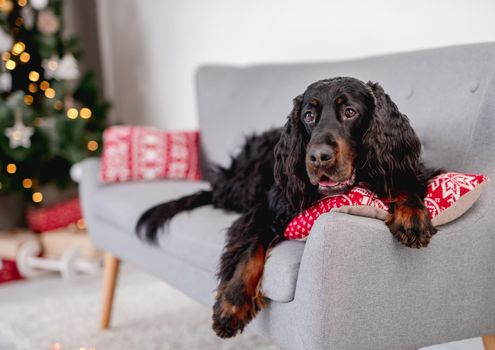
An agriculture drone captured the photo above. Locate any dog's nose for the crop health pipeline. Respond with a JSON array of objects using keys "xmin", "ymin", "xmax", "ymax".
[{"xmin": 307, "ymin": 144, "xmax": 334, "ymax": 165}]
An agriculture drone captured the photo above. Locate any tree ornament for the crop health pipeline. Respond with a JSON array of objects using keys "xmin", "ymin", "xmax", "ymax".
[
  {"xmin": 0, "ymin": 71, "xmax": 12, "ymax": 92},
  {"xmin": 0, "ymin": 28, "xmax": 13, "ymax": 52},
  {"xmin": 0, "ymin": 52, "xmax": 12, "ymax": 92},
  {"xmin": 5, "ymin": 109, "xmax": 34, "ymax": 149},
  {"xmin": 42, "ymin": 55, "xmax": 59, "ymax": 79},
  {"xmin": 21, "ymin": 5, "xmax": 35, "ymax": 30},
  {"xmin": 54, "ymin": 53, "xmax": 80, "ymax": 81},
  {"xmin": 29, "ymin": 0, "xmax": 49, "ymax": 10},
  {"xmin": 55, "ymin": 54, "xmax": 80, "ymax": 110},
  {"xmin": 37, "ymin": 9, "xmax": 60, "ymax": 35}
]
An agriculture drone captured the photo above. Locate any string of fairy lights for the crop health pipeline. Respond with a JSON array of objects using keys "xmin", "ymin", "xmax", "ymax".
[{"xmin": 1, "ymin": 0, "xmax": 100, "ymax": 203}]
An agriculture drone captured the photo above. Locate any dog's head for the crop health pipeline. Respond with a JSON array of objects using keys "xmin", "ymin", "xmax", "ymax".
[
  {"xmin": 301, "ymin": 78, "xmax": 375, "ymax": 196},
  {"xmin": 274, "ymin": 77, "xmax": 422, "ymax": 212}
]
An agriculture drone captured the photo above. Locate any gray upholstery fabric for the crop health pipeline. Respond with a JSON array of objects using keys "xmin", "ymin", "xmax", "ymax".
[
  {"xmin": 80, "ymin": 42, "xmax": 495, "ymax": 350},
  {"xmin": 81, "ymin": 159, "xmax": 305, "ymax": 303},
  {"xmin": 286, "ymin": 211, "xmax": 495, "ymax": 350},
  {"xmin": 196, "ymin": 43, "xmax": 495, "ymax": 173},
  {"xmin": 93, "ymin": 178, "xmax": 211, "ymax": 236}
]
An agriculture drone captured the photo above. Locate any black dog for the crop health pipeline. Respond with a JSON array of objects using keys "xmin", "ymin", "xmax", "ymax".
[{"xmin": 136, "ymin": 77, "xmax": 438, "ymax": 338}]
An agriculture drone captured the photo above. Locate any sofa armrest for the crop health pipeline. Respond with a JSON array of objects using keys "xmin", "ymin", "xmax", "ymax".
[
  {"xmin": 292, "ymin": 209, "xmax": 495, "ymax": 350},
  {"xmin": 79, "ymin": 157, "xmax": 102, "ymax": 233}
]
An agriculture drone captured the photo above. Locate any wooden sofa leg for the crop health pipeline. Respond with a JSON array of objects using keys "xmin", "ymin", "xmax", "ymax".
[
  {"xmin": 101, "ymin": 252, "xmax": 121, "ymax": 330},
  {"xmin": 483, "ymin": 335, "xmax": 495, "ymax": 350}
]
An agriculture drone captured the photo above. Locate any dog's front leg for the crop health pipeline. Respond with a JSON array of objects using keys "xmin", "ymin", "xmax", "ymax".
[{"xmin": 212, "ymin": 206, "xmax": 278, "ymax": 338}]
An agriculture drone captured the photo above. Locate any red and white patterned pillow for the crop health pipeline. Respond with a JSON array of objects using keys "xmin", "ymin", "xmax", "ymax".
[
  {"xmin": 100, "ymin": 126, "xmax": 202, "ymax": 183},
  {"xmin": 285, "ymin": 172, "xmax": 490, "ymax": 240}
]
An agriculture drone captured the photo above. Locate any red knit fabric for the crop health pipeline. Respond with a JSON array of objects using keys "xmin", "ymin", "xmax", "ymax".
[
  {"xmin": 100, "ymin": 126, "xmax": 202, "ymax": 183},
  {"xmin": 285, "ymin": 172, "xmax": 488, "ymax": 240},
  {"xmin": 0, "ymin": 259, "xmax": 23, "ymax": 284},
  {"xmin": 26, "ymin": 197, "xmax": 82, "ymax": 233}
]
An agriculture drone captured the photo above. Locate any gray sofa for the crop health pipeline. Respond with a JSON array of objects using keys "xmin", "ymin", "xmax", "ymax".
[{"xmin": 80, "ymin": 42, "xmax": 495, "ymax": 350}]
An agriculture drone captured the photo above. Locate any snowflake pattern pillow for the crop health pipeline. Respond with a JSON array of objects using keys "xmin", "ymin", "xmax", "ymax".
[
  {"xmin": 100, "ymin": 126, "xmax": 202, "ymax": 183},
  {"xmin": 285, "ymin": 173, "xmax": 489, "ymax": 240}
]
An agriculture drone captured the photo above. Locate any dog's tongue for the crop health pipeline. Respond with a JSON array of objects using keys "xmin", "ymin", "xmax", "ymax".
[{"xmin": 319, "ymin": 180, "xmax": 341, "ymax": 187}]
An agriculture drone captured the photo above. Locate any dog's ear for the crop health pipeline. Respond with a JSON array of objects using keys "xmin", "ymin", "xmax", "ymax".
[
  {"xmin": 362, "ymin": 82, "xmax": 422, "ymax": 197},
  {"xmin": 274, "ymin": 94, "xmax": 315, "ymax": 212}
]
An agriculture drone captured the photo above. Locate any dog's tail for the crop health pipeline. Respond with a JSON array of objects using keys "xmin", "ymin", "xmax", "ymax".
[{"xmin": 136, "ymin": 190, "xmax": 213, "ymax": 243}]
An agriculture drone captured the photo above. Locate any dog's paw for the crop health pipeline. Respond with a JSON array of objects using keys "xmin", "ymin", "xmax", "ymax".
[
  {"xmin": 211, "ymin": 285, "xmax": 267, "ymax": 339},
  {"xmin": 386, "ymin": 205, "xmax": 437, "ymax": 248},
  {"xmin": 212, "ymin": 298, "xmax": 249, "ymax": 338}
]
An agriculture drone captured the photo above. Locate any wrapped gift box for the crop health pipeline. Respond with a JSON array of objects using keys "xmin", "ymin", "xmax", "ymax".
[
  {"xmin": 0, "ymin": 229, "xmax": 39, "ymax": 260},
  {"xmin": 0, "ymin": 229, "xmax": 38, "ymax": 283},
  {"xmin": 0, "ymin": 259, "xmax": 23, "ymax": 284},
  {"xmin": 40, "ymin": 226, "xmax": 101, "ymax": 260},
  {"xmin": 26, "ymin": 197, "xmax": 82, "ymax": 233}
]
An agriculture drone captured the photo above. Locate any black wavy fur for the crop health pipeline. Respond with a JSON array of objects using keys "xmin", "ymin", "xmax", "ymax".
[
  {"xmin": 136, "ymin": 190, "xmax": 212, "ymax": 242},
  {"xmin": 136, "ymin": 77, "xmax": 441, "ymax": 338}
]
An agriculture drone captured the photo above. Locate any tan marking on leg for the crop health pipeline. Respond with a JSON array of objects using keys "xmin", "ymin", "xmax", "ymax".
[
  {"xmin": 386, "ymin": 194, "xmax": 428, "ymax": 230},
  {"xmin": 219, "ymin": 298, "xmax": 250, "ymax": 320},
  {"xmin": 242, "ymin": 245, "xmax": 266, "ymax": 296}
]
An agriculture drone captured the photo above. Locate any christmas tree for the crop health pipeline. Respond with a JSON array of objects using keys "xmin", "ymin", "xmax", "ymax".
[{"xmin": 0, "ymin": 0, "xmax": 109, "ymax": 206}]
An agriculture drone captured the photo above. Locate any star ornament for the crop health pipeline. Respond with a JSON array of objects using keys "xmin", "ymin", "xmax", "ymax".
[{"xmin": 5, "ymin": 118, "xmax": 34, "ymax": 148}]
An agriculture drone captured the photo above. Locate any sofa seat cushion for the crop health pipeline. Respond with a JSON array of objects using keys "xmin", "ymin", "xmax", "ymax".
[
  {"xmin": 164, "ymin": 206, "xmax": 305, "ymax": 302},
  {"xmin": 92, "ymin": 179, "xmax": 211, "ymax": 234},
  {"xmin": 92, "ymin": 180, "xmax": 305, "ymax": 302}
]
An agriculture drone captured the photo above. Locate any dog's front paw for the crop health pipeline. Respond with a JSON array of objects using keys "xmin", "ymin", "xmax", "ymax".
[
  {"xmin": 211, "ymin": 284, "xmax": 266, "ymax": 338},
  {"xmin": 386, "ymin": 205, "xmax": 437, "ymax": 248},
  {"xmin": 212, "ymin": 297, "xmax": 249, "ymax": 338}
]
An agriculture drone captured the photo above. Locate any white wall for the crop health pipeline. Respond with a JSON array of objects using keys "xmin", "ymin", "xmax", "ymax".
[{"xmin": 96, "ymin": 0, "xmax": 495, "ymax": 130}]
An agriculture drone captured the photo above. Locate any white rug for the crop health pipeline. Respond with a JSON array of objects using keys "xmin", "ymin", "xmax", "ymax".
[
  {"xmin": 0, "ymin": 265, "xmax": 483, "ymax": 350},
  {"xmin": 0, "ymin": 270, "xmax": 278, "ymax": 350}
]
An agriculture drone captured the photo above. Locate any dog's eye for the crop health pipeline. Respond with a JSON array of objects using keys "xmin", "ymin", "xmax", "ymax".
[
  {"xmin": 344, "ymin": 107, "xmax": 358, "ymax": 118},
  {"xmin": 303, "ymin": 111, "xmax": 316, "ymax": 123}
]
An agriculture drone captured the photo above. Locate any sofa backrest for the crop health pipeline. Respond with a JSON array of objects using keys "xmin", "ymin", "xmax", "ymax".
[{"xmin": 196, "ymin": 42, "xmax": 495, "ymax": 178}]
